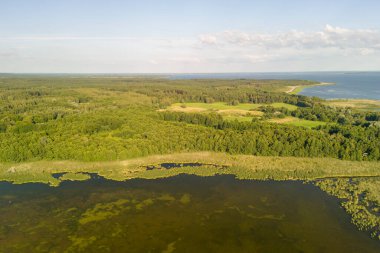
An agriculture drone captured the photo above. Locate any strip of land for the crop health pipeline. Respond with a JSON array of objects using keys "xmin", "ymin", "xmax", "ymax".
[
  {"xmin": 2, "ymin": 152, "xmax": 380, "ymax": 239},
  {"xmin": 1, "ymin": 152, "xmax": 379, "ymax": 186},
  {"xmin": 324, "ymin": 99, "xmax": 380, "ymax": 111},
  {"xmin": 286, "ymin": 82, "xmax": 335, "ymax": 94}
]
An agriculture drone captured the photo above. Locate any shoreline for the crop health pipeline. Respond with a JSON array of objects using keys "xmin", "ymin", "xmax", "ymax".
[
  {"xmin": 287, "ymin": 82, "xmax": 335, "ymax": 95},
  {"xmin": 1, "ymin": 152, "xmax": 380, "ymax": 241},
  {"xmin": 323, "ymin": 98, "xmax": 380, "ymax": 111},
  {"xmin": 1, "ymin": 152, "xmax": 379, "ymax": 186}
]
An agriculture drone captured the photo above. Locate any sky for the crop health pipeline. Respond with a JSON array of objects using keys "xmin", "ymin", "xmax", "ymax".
[{"xmin": 1, "ymin": 0, "xmax": 380, "ymax": 73}]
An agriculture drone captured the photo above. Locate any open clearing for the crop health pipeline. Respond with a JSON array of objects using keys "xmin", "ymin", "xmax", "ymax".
[
  {"xmin": 218, "ymin": 109, "xmax": 263, "ymax": 116},
  {"xmin": 222, "ymin": 115, "xmax": 255, "ymax": 122},
  {"xmin": 167, "ymin": 102, "xmax": 298, "ymax": 111},
  {"xmin": 324, "ymin": 99, "xmax": 380, "ymax": 111},
  {"xmin": 163, "ymin": 102, "xmax": 328, "ymax": 127},
  {"xmin": 162, "ymin": 102, "xmax": 296, "ymax": 122},
  {"xmin": 268, "ymin": 117, "xmax": 326, "ymax": 128}
]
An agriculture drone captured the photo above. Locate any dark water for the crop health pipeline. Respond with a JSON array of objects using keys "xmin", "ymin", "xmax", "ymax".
[
  {"xmin": 171, "ymin": 72, "xmax": 380, "ymax": 100},
  {"xmin": 146, "ymin": 163, "xmax": 226, "ymax": 170},
  {"xmin": 0, "ymin": 175, "xmax": 379, "ymax": 253}
]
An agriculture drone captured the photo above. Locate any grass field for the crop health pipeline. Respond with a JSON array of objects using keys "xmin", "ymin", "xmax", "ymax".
[
  {"xmin": 164, "ymin": 102, "xmax": 297, "ymax": 120},
  {"xmin": 324, "ymin": 99, "xmax": 380, "ymax": 112},
  {"xmin": 268, "ymin": 117, "xmax": 326, "ymax": 128},
  {"xmin": 168, "ymin": 102, "xmax": 298, "ymax": 111},
  {"xmin": 164, "ymin": 102, "xmax": 301, "ymax": 123},
  {"xmin": 222, "ymin": 115, "xmax": 255, "ymax": 122},
  {"xmin": 165, "ymin": 102, "xmax": 327, "ymax": 127}
]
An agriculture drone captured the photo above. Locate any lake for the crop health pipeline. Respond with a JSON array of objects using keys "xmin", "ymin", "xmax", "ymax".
[
  {"xmin": 171, "ymin": 72, "xmax": 380, "ymax": 100},
  {"xmin": 1, "ymin": 175, "xmax": 379, "ymax": 252}
]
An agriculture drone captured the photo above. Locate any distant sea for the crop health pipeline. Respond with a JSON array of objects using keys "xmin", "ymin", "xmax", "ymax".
[{"xmin": 171, "ymin": 72, "xmax": 380, "ymax": 100}]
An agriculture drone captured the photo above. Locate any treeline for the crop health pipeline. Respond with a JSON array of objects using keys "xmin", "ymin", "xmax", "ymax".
[
  {"xmin": 255, "ymin": 103, "xmax": 380, "ymax": 126},
  {"xmin": 0, "ymin": 77, "xmax": 318, "ymax": 108},
  {"xmin": 160, "ymin": 111, "xmax": 380, "ymax": 161},
  {"xmin": 291, "ymin": 104, "xmax": 380, "ymax": 125},
  {"xmin": 130, "ymin": 84, "xmax": 318, "ymax": 107},
  {"xmin": 2, "ymin": 106, "xmax": 378, "ymax": 163}
]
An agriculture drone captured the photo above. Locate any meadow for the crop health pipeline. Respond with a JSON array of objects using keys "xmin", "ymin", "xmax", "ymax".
[
  {"xmin": 164, "ymin": 102, "xmax": 331, "ymax": 128},
  {"xmin": 324, "ymin": 99, "xmax": 380, "ymax": 112}
]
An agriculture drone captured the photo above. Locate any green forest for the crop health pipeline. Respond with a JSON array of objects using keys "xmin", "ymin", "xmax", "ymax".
[{"xmin": 0, "ymin": 76, "xmax": 379, "ymax": 163}]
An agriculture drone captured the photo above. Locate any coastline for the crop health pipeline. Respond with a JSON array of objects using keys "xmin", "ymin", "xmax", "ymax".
[
  {"xmin": 287, "ymin": 82, "xmax": 335, "ymax": 95},
  {"xmin": 1, "ymin": 152, "xmax": 380, "ymax": 240},
  {"xmin": 286, "ymin": 82, "xmax": 380, "ymax": 110},
  {"xmin": 323, "ymin": 99, "xmax": 380, "ymax": 111},
  {"xmin": 1, "ymin": 152, "xmax": 379, "ymax": 186}
]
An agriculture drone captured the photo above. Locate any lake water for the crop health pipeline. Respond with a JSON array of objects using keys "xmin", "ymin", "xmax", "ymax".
[
  {"xmin": 171, "ymin": 72, "xmax": 380, "ymax": 100},
  {"xmin": 1, "ymin": 175, "xmax": 379, "ymax": 253}
]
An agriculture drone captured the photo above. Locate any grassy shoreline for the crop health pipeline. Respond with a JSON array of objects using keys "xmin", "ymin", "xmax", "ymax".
[
  {"xmin": 324, "ymin": 99, "xmax": 380, "ymax": 111},
  {"xmin": 1, "ymin": 152, "xmax": 379, "ymax": 186},
  {"xmin": 1, "ymin": 152, "xmax": 380, "ymax": 240},
  {"xmin": 287, "ymin": 82, "xmax": 335, "ymax": 94}
]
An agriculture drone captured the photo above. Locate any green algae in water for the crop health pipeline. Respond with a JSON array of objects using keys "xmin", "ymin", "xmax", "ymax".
[
  {"xmin": 59, "ymin": 172, "xmax": 91, "ymax": 182},
  {"xmin": 0, "ymin": 175, "xmax": 380, "ymax": 253}
]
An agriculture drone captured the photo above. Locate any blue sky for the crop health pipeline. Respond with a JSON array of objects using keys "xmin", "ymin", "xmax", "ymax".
[{"xmin": 1, "ymin": 0, "xmax": 380, "ymax": 73}]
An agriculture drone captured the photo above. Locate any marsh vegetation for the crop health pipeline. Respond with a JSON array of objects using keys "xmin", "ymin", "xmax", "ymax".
[{"xmin": 1, "ymin": 175, "xmax": 380, "ymax": 253}]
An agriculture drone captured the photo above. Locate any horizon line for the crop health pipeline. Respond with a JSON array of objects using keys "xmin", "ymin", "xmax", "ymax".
[{"xmin": 1, "ymin": 70, "xmax": 380, "ymax": 75}]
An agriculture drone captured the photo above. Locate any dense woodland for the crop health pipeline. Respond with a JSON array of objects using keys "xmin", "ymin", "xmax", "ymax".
[{"xmin": 0, "ymin": 76, "xmax": 379, "ymax": 162}]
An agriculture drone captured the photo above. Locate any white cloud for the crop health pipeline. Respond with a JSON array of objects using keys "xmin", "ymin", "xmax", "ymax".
[
  {"xmin": 149, "ymin": 59, "xmax": 159, "ymax": 65},
  {"xmin": 1, "ymin": 25, "xmax": 380, "ymax": 72},
  {"xmin": 167, "ymin": 57, "xmax": 201, "ymax": 63},
  {"xmin": 199, "ymin": 35, "xmax": 217, "ymax": 45},
  {"xmin": 359, "ymin": 48, "xmax": 375, "ymax": 56},
  {"xmin": 200, "ymin": 25, "xmax": 380, "ymax": 51},
  {"xmin": 245, "ymin": 54, "xmax": 280, "ymax": 63}
]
